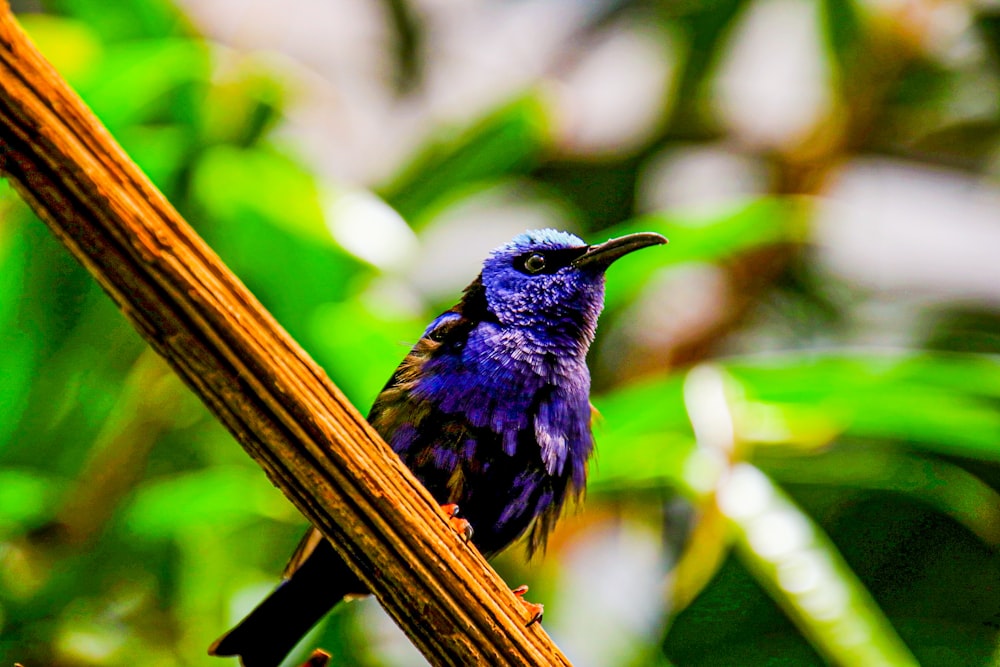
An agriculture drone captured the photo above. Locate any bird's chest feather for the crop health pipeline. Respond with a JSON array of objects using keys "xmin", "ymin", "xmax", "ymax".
[{"xmin": 370, "ymin": 322, "xmax": 594, "ymax": 554}]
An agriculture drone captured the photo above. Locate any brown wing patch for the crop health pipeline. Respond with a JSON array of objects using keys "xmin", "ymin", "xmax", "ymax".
[{"xmin": 590, "ymin": 402, "xmax": 602, "ymax": 427}]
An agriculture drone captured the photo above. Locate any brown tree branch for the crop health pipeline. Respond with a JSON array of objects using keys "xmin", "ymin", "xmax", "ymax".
[{"xmin": 0, "ymin": 5, "xmax": 570, "ymax": 665}]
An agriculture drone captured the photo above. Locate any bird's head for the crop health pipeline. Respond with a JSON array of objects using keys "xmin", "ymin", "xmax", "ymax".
[{"xmin": 478, "ymin": 228, "xmax": 667, "ymax": 351}]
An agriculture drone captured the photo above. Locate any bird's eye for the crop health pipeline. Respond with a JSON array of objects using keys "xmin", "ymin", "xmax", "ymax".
[{"xmin": 523, "ymin": 253, "xmax": 546, "ymax": 273}]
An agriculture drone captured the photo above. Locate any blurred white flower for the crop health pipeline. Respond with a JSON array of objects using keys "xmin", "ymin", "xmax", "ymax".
[
  {"xmin": 713, "ymin": 0, "xmax": 832, "ymax": 150},
  {"xmin": 816, "ymin": 159, "xmax": 1000, "ymax": 305},
  {"xmin": 548, "ymin": 20, "xmax": 678, "ymax": 156}
]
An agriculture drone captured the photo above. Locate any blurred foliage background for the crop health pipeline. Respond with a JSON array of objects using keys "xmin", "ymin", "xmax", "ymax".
[{"xmin": 2, "ymin": 0, "xmax": 1000, "ymax": 665}]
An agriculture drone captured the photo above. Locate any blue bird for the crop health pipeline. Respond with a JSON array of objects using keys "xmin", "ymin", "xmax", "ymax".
[{"xmin": 209, "ymin": 228, "xmax": 666, "ymax": 666}]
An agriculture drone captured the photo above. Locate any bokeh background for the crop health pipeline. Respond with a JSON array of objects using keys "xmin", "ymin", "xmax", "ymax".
[{"xmin": 3, "ymin": 0, "xmax": 1000, "ymax": 665}]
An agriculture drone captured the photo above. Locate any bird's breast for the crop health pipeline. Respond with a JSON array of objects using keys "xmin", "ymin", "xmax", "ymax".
[{"xmin": 371, "ymin": 319, "xmax": 594, "ymax": 554}]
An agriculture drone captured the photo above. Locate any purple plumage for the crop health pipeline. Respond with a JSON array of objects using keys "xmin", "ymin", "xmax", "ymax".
[{"xmin": 210, "ymin": 228, "xmax": 667, "ymax": 666}]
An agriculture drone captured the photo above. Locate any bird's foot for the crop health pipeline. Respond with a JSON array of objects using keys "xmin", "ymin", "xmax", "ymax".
[
  {"xmin": 512, "ymin": 584, "xmax": 544, "ymax": 627},
  {"xmin": 298, "ymin": 649, "xmax": 331, "ymax": 667},
  {"xmin": 440, "ymin": 503, "xmax": 473, "ymax": 543}
]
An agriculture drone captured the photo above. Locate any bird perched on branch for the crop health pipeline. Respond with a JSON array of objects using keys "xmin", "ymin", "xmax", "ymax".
[{"xmin": 210, "ymin": 228, "xmax": 667, "ymax": 666}]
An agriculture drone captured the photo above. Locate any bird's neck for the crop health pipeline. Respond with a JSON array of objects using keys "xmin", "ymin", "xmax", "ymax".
[
  {"xmin": 457, "ymin": 271, "xmax": 604, "ymax": 362},
  {"xmin": 508, "ymin": 310, "xmax": 599, "ymax": 361}
]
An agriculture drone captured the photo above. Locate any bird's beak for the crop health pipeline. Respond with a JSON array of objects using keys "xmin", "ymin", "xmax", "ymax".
[{"xmin": 572, "ymin": 232, "xmax": 668, "ymax": 271}]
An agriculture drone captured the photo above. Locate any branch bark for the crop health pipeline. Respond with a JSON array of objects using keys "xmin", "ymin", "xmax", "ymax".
[{"xmin": 0, "ymin": 5, "xmax": 571, "ymax": 665}]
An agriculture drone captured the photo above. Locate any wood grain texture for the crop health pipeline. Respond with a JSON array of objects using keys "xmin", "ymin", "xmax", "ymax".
[{"xmin": 0, "ymin": 5, "xmax": 571, "ymax": 665}]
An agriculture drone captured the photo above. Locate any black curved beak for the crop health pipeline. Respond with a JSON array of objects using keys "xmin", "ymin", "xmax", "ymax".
[{"xmin": 572, "ymin": 232, "xmax": 668, "ymax": 271}]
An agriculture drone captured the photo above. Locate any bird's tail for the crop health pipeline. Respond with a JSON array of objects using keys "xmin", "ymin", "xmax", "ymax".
[{"xmin": 209, "ymin": 537, "xmax": 366, "ymax": 667}]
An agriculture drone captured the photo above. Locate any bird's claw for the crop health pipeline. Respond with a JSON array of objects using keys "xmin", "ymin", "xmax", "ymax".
[
  {"xmin": 512, "ymin": 584, "xmax": 544, "ymax": 627},
  {"xmin": 440, "ymin": 503, "xmax": 473, "ymax": 543},
  {"xmin": 297, "ymin": 649, "xmax": 331, "ymax": 667}
]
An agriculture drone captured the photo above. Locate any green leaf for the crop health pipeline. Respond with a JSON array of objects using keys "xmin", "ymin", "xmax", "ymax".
[
  {"xmin": 0, "ymin": 224, "xmax": 34, "ymax": 453},
  {"xmin": 728, "ymin": 353, "xmax": 1000, "ymax": 461},
  {"xmin": 0, "ymin": 470, "xmax": 55, "ymax": 533},
  {"xmin": 894, "ymin": 618, "xmax": 1000, "ymax": 666},
  {"xmin": 82, "ymin": 38, "xmax": 210, "ymax": 130},
  {"xmin": 819, "ymin": 0, "xmax": 864, "ymax": 75},
  {"xmin": 720, "ymin": 464, "xmax": 919, "ymax": 666},
  {"xmin": 601, "ymin": 197, "xmax": 805, "ymax": 309},
  {"xmin": 17, "ymin": 15, "xmax": 103, "ymax": 87},
  {"xmin": 0, "ymin": 336, "xmax": 35, "ymax": 457},
  {"xmin": 190, "ymin": 144, "xmax": 368, "ymax": 346},
  {"xmin": 123, "ymin": 468, "xmax": 292, "ymax": 538},
  {"xmin": 758, "ymin": 445, "xmax": 1000, "ymax": 546},
  {"xmin": 590, "ymin": 374, "xmax": 696, "ymax": 493},
  {"xmin": 192, "ymin": 144, "xmax": 330, "ymax": 246},
  {"xmin": 591, "ymin": 351, "xmax": 1000, "ymax": 488},
  {"xmin": 116, "ymin": 124, "xmax": 193, "ymax": 192},
  {"xmin": 308, "ymin": 299, "xmax": 425, "ymax": 409},
  {"xmin": 198, "ymin": 62, "xmax": 286, "ymax": 146},
  {"xmin": 51, "ymin": 0, "xmax": 187, "ymax": 41}
]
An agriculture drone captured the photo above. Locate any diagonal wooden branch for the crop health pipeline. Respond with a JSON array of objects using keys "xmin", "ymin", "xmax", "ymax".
[{"xmin": 0, "ymin": 5, "xmax": 571, "ymax": 666}]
